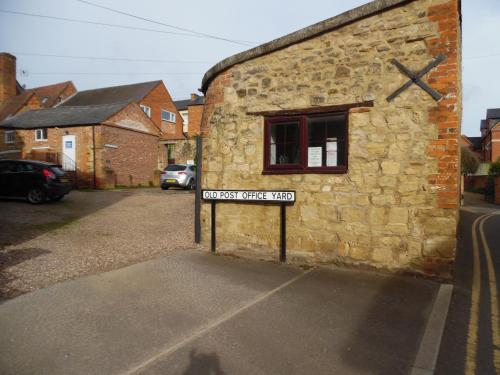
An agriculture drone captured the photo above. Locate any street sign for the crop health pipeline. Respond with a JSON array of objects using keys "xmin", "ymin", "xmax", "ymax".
[
  {"xmin": 202, "ymin": 189, "xmax": 295, "ymax": 203},
  {"xmin": 201, "ymin": 189, "xmax": 296, "ymax": 262}
]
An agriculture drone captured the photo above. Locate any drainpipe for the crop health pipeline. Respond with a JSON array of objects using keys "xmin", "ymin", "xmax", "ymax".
[{"xmin": 92, "ymin": 125, "xmax": 96, "ymax": 189}]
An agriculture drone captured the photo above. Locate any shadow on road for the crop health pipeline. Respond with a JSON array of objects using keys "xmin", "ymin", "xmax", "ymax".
[
  {"xmin": 0, "ymin": 191, "xmax": 129, "ymax": 299},
  {"xmin": 0, "ymin": 191, "xmax": 128, "ymax": 250},
  {"xmin": 0, "ymin": 247, "xmax": 51, "ymax": 302},
  {"xmin": 340, "ymin": 273, "xmax": 437, "ymax": 375},
  {"xmin": 182, "ymin": 348, "xmax": 226, "ymax": 375}
]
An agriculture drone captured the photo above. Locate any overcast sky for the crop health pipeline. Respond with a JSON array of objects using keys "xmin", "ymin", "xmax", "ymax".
[{"xmin": 0, "ymin": 0, "xmax": 498, "ymax": 136}]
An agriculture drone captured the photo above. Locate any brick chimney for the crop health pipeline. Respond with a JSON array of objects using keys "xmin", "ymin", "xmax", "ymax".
[
  {"xmin": 190, "ymin": 93, "xmax": 200, "ymax": 101},
  {"xmin": 0, "ymin": 53, "xmax": 16, "ymax": 105}
]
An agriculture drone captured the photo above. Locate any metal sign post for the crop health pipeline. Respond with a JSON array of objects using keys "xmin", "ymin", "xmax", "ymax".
[
  {"xmin": 194, "ymin": 136, "xmax": 202, "ymax": 244},
  {"xmin": 202, "ymin": 189, "xmax": 296, "ymax": 262}
]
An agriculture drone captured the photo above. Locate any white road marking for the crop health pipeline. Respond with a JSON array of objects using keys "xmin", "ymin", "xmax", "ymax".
[{"xmin": 121, "ymin": 268, "xmax": 314, "ymax": 375}]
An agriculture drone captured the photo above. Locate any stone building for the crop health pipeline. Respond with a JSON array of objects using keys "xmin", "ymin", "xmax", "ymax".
[{"xmin": 199, "ymin": 0, "xmax": 462, "ymax": 277}]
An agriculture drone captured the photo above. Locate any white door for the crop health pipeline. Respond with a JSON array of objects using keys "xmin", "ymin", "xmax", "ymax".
[{"xmin": 62, "ymin": 135, "xmax": 76, "ymax": 171}]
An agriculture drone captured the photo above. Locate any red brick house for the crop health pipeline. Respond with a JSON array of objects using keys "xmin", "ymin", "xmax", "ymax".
[
  {"xmin": 0, "ymin": 53, "xmax": 78, "ymax": 158},
  {"xmin": 61, "ymin": 80, "xmax": 187, "ymax": 167},
  {"xmin": 0, "ymin": 102, "xmax": 159, "ymax": 188},
  {"xmin": 460, "ymin": 134, "xmax": 482, "ymax": 161},
  {"xmin": 174, "ymin": 93, "xmax": 205, "ymax": 138},
  {"xmin": 24, "ymin": 81, "xmax": 77, "ymax": 108},
  {"xmin": 480, "ymin": 108, "xmax": 500, "ymax": 163}
]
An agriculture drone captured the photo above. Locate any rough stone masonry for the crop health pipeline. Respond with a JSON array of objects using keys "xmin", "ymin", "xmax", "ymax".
[{"xmin": 199, "ymin": 0, "xmax": 461, "ymax": 278}]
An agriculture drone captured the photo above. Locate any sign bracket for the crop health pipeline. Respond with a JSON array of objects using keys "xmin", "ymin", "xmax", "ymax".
[{"xmin": 203, "ymin": 189, "xmax": 296, "ymax": 262}]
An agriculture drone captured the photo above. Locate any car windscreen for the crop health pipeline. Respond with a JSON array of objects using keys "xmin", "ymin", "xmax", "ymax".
[
  {"xmin": 165, "ymin": 165, "xmax": 186, "ymax": 172},
  {"xmin": 49, "ymin": 166, "xmax": 65, "ymax": 176}
]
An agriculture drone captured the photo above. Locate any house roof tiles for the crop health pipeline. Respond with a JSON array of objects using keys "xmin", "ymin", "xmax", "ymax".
[
  {"xmin": 0, "ymin": 92, "xmax": 37, "ymax": 122},
  {"xmin": 0, "ymin": 102, "xmax": 129, "ymax": 129},
  {"xmin": 486, "ymin": 108, "xmax": 500, "ymax": 119},
  {"xmin": 467, "ymin": 136, "xmax": 482, "ymax": 149},
  {"xmin": 61, "ymin": 80, "xmax": 161, "ymax": 106},
  {"xmin": 174, "ymin": 96, "xmax": 205, "ymax": 111},
  {"xmin": 24, "ymin": 81, "xmax": 75, "ymax": 108}
]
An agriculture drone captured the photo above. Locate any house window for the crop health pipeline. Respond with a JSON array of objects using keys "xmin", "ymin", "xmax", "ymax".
[
  {"xmin": 161, "ymin": 109, "xmax": 176, "ymax": 123},
  {"xmin": 264, "ymin": 112, "xmax": 348, "ymax": 174},
  {"xmin": 180, "ymin": 110, "xmax": 189, "ymax": 125},
  {"xmin": 140, "ymin": 105, "xmax": 151, "ymax": 118},
  {"xmin": 4, "ymin": 130, "xmax": 15, "ymax": 144},
  {"xmin": 35, "ymin": 128, "xmax": 48, "ymax": 141},
  {"xmin": 180, "ymin": 110, "xmax": 189, "ymax": 133}
]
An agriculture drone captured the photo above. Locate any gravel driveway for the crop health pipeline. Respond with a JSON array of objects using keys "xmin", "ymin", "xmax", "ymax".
[{"xmin": 0, "ymin": 188, "xmax": 195, "ymax": 300}]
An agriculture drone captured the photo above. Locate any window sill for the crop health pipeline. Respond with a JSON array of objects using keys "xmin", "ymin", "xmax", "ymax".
[
  {"xmin": 262, "ymin": 167, "xmax": 347, "ymax": 175},
  {"xmin": 35, "ymin": 139, "xmax": 48, "ymax": 142}
]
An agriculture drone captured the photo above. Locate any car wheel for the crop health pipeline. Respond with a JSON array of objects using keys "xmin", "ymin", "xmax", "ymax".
[
  {"xmin": 185, "ymin": 179, "xmax": 195, "ymax": 190},
  {"xmin": 27, "ymin": 187, "xmax": 45, "ymax": 204},
  {"xmin": 50, "ymin": 195, "xmax": 64, "ymax": 202},
  {"xmin": 161, "ymin": 186, "xmax": 169, "ymax": 190}
]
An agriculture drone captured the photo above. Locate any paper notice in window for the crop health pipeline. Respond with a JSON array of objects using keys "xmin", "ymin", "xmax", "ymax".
[
  {"xmin": 270, "ymin": 144, "xmax": 276, "ymax": 164},
  {"xmin": 308, "ymin": 147, "xmax": 322, "ymax": 167},
  {"xmin": 326, "ymin": 138, "xmax": 337, "ymax": 167}
]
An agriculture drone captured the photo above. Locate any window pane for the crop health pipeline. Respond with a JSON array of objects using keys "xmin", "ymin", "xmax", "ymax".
[
  {"xmin": 307, "ymin": 114, "xmax": 346, "ymax": 167},
  {"xmin": 270, "ymin": 122, "xmax": 300, "ymax": 165},
  {"xmin": 165, "ymin": 164, "xmax": 185, "ymax": 171},
  {"xmin": 49, "ymin": 166, "xmax": 65, "ymax": 176}
]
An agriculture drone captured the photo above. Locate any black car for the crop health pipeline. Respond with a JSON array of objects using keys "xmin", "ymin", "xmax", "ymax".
[{"xmin": 0, "ymin": 159, "xmax": 72, "ymax": 204}]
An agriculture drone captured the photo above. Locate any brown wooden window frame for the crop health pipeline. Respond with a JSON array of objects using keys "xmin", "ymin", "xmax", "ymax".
[{"xmin": 263, "ymin": 111, "xmax": 348, "ymax": 175}]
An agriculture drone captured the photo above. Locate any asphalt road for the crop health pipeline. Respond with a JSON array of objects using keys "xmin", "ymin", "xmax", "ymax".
[
  {"xmin": 0, "ymin": 251, "xmax": 438, "ymax": 375},
  {"xmin": 436, "ymin": 209, "xmax": 500, "ymax": 375}
]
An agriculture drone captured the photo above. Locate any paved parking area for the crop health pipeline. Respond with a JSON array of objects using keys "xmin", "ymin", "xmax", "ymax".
[
  {"xmin": 0, "ymin": 188, "xmax": 194, "ymax": 300},
  {"xmin": 0, "ymin": 250, "xmax": 438, "ymax": 375}
]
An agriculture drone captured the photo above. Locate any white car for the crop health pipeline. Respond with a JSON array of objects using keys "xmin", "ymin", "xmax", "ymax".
[{"xmin": 160, "ymin": 164, "xmax": 196, "ymax": 190}]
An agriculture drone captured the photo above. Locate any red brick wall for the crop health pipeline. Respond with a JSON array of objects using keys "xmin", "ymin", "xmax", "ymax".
[
  {"xmin": 99, "ymin": 125, "xmax": 158, "ymax": 187},
  {"xmin": 106, "ymin": 102, "xmax": 160, "ymax": 136},
  {"xmin": 18, "ymin": 126, "xmax": 97, "ymax": 187},
  {"xmin": 0, "ymin": 53, "xmax": 16, "ymax": 106},
  {"xmin": 491, "ymin": 129, "xmax": 500, "ymax": 162},
  {"xmin": 0, "ymin": 95, "xmax": 42, "ymax": 158},
  {"xmin": 495, "ymin": 177, "xmax": 500, "ymax": 205},
  {"xmin": 58, "ymin": 83, "xmax": 77, "ymax": 105},
  {"xmin": 200, "ymin": 70, "xmax": 232, "ymax": 136},
  {"xmin": 426, "ymin": 0, "xmax": 462, "ymax": 209},
  {"xmin": 187, "ymin": 104, "xmax": 204, "ymax": 138},
  {"xmin": 4, "ymin": 123, "xmax": 158, "ymax": 188},
  {"xmin": 460, "ymin": 135, "xmax": 472, "ymax": 149},
  {"xmin": 139, "ymin": 82, "xmax": 185, "ymax": 140}
]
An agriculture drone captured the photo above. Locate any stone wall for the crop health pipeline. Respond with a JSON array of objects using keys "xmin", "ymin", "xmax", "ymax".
[
  {"xmin": 173, "ymin": 139, "xmax": 196, "ymax": 164},
  {"xmin": 200, "ymin": 0, "xmax": 461, "ymax": 277}
]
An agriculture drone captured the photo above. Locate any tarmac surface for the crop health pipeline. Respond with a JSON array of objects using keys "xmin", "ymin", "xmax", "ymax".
[
  {"xmin": 435, "ymin": 204, "xmax": 500, "ymax": 375},
  {"xmin": 0, "ymin": 251, "xmax": 439, "ymax": 375}
]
